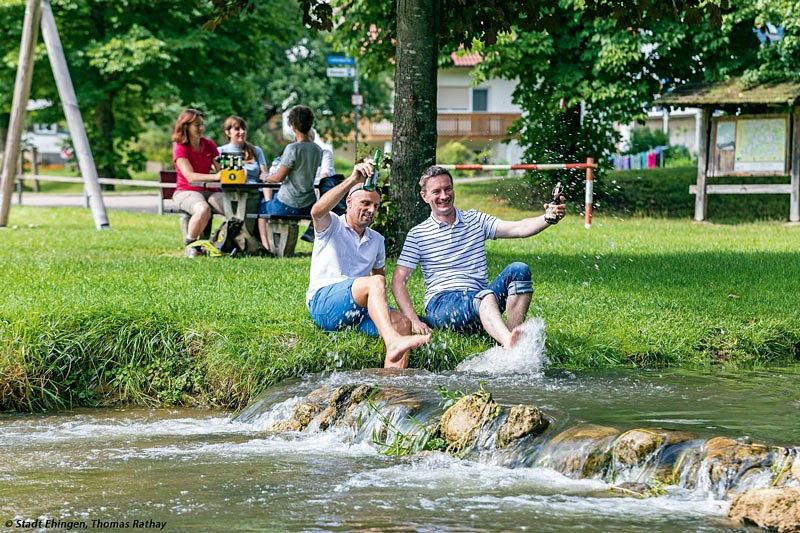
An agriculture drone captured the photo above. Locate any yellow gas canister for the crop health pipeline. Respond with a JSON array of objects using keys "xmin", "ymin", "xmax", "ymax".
[{"xmin": 221, "ymin": 168, "xmax": 246, "ymax": 184}]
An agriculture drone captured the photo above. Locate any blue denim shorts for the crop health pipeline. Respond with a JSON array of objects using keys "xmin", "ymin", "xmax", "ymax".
[
  {"xmin": 425, "ymin": 262, "xmax": 533, "ymax": 330},
  {"xmin": 308, "ymin": 279, "xmax": 378, "ymax": 337},
  {"xmin": 258, "ymin": 196, "xmax": 312, "ymax": 216}
]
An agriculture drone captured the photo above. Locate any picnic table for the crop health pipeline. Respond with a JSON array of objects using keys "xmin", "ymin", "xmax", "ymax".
[
  {"xmin": 220, "ymin": 182, "xmax": 312, "ymax": 258},
  {"xmin": 159, "ymin": 171, "xmax": 330, "ymax": 257}
]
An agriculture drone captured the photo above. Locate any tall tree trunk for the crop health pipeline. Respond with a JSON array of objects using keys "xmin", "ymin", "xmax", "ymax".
[
  {"xmin": 390, "ymin": 0, "xmax": 440, "ymax": 252},
  {"xmin": 93, "ymin": 92, "xmax": 115, "ymax": 187},
  {"xmin": 0, "ymin": 113, "xmax": 8, "ymax": 170},
  {"xmin": 89, "ymin": 2, "xmax": 114, "ymax": 186}
]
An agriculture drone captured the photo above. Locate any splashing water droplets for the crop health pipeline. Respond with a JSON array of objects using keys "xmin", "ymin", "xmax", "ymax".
[{"xmin": 456, "ymin": 317, "xmax": 549, "ymax": 374}]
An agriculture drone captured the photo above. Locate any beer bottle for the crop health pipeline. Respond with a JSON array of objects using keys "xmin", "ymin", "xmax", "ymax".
[
  {"xmin": 364, "ymin": 149, "xmax": 381, "ymax": 191},
  {"xmin": 544, "ymin": 181, "xmax": 563, "ymax": 224}
]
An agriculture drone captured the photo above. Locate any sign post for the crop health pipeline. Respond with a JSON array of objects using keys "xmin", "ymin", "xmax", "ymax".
[{"xmin": 327, "ymin": 55, "xmax": 360, "ymax": 154}]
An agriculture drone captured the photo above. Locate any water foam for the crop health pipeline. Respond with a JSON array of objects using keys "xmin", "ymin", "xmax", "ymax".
[{"xmin": 456, "ymin": 317, "xmax": 549, "ymax": 374}]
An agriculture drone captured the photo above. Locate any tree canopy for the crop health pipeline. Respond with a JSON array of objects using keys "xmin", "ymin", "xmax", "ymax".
[
  {"xmin": 0, "ymin": 0, "xmax": 390, "ymax": 179},
  {"xmin": 316, "ymin": 0, "xmax": 738, "ymax": 235},
  {"xmin": 471, "ymin": 0, "xmax": 792, "ymax": 197}
]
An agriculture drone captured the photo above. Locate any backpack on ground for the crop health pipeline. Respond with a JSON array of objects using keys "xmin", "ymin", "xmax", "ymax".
[{"xmin": 212, "ymin": 217, "xmax": 262, "ymax": 256}]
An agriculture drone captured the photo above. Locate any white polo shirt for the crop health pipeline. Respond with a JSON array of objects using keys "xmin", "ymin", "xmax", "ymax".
[{"xmin": 306, "ymin": 213, "xmax": 386, "ymax": 306}]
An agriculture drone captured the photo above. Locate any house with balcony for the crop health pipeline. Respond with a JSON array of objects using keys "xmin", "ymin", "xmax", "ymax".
[{"xmin": 347, "ymin": 51, "xmax": 524, "ymax": 166}]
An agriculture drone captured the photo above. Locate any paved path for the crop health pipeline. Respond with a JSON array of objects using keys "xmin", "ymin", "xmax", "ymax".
[{"xmin": 10, "ymin": 192, "xmax": 164, "ymax": 214}]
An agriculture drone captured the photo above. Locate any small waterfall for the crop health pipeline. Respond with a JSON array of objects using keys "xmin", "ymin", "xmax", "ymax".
[{"xmin": 236, "ymin": 379, "xmax": 800, "ymax": 504}]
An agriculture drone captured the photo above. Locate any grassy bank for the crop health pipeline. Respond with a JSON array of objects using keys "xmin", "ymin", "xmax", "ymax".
[{"xmin": 2, "ymin": 176, "xmax": 799, "ymax": 411}]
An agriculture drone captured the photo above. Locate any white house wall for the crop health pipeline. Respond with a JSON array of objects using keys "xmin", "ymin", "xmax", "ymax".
[
  {"xmin": 435, "ymin": 68, "xmax": 523, "ymax": 166},
  {"xmin": 643, "ymin": 113, "xmax": 699, "ymax": 153},
  {"xmin": 437, "ymin": 69, "xmax": 522, "ymax": 114}
]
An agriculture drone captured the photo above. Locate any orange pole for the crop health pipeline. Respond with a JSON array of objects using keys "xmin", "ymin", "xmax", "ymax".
[{"xmin": 584, "ymin": 157, "xmax": 594, "ymax": 228}]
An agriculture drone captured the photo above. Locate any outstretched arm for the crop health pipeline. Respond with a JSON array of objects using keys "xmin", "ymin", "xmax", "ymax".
[
  {"xmin": 494, "ymin": 198, "xmax": 566, "ymax": 238},
  {"xmin": 311, "ymin": 161, "xmax": 373, "ymax": 233},
  {"xmin": 391, "ymin": 265, "xmax": 431, "ymax": 334}
]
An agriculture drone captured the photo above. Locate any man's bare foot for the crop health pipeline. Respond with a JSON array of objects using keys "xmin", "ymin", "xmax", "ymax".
[
  {"xmin": 505, "ymin": 326, "xmax": 523, "ymax": 349},
  {"xmin": 385, "ymin": 333, "xmax": 432, "ymax": 366}
]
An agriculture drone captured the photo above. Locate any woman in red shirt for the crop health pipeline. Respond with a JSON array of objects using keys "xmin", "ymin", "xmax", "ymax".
[{"xmin": 171, "ymin": 108, "xmax": 223, "ymax": 257}]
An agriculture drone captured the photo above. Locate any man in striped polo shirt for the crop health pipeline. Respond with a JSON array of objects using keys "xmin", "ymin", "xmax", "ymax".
[{"xmin": 392, "ymin": 165, "xmax": 566, "ymax": 349}]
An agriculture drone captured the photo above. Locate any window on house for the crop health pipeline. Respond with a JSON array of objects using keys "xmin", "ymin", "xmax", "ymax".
[
  {"xmin": 438, "ymin": 87, "xmax": 469, "ymax": 111},
  {"xmin": 33, "ymin": 124, "xmax": 58, "ymax": 135},
  {"xmin": 472, "ymin": 89, "xmax": 488, "ymax": 112}
]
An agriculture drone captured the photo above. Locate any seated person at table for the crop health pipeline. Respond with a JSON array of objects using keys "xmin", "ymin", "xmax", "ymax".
[
  {"xmin": 171, "ymin": 108, "xmax": 222, "ymax": 258},
  {"xmin": 300, "ymin": 128, "xmax": 338, "ymax": 243},
  {"xmin": 307, "ymin": 161, "xmax": 431, "ymax": 368},
  {"xmin": 257, "ymin": 105, "xmax": 322, "ymax": 251},
  {"xmin": 219, "ymin": 115, "xmax": 268, "ymax": 184}
]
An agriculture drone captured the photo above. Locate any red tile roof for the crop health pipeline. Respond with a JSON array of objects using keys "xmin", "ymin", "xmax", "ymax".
[{"xmin": 450, "ymin": 51, "xmax": 482, "ymax": 67}]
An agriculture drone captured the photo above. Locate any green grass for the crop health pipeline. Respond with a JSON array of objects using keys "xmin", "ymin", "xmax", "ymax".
[{"xmin": 1, "ymin": 174, "xmax": 799, "ymax": 412}]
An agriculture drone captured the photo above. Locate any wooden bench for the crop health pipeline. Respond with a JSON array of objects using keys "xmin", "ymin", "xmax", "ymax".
[
  {"xmin": 158, "ymin": 169, "xmax": 185, "ymax": 215},
  {"xmin": 247, "ymin": 213, "xmax": 312, "ymax": 258},
  {"xmin": 159, "ymin": 172, "xmax": 306, "ymax": 255},
  {"xmin": 158, "ymin": 170, "xmax": 215, "ymax": 242},
  {"xmin": 157, "ymin": 173, "xmax": 351, "ymax": 256},
  {"xmin": 237, "ymin": 175, "xmax": 351, "ymax": 257}
]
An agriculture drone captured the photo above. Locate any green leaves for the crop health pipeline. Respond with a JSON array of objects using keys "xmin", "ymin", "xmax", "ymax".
[{"xmin": 86, "ymin": 26, "xmax": 170, "ymax": 76}]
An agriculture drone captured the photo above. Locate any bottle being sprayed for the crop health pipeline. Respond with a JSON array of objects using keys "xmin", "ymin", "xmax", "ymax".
[
  {"xmin": 544, "ymin": 181, "xmax": 563, "ymax": 224},
  {"xmin": 363, "ymin": 149, "xmax": 381, "ymax": 191}
]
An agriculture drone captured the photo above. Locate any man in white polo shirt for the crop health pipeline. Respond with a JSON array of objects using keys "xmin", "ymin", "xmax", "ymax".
[
  {"xmin": 392, "ymin": 165, "xmax": 566, "ymax": 349},
  {"xmin": 306, "ymin": 161, "xmax": 431, "ymax": 368}
]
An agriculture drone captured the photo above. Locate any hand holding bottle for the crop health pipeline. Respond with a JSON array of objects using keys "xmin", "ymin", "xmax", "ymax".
[
  {"xmin": 363, "ymin": 149, "xmax": 381, "ymax": 191},
  {"xmin": 544, "ymin": 182, "xmax": 565, "ymax": 224}
]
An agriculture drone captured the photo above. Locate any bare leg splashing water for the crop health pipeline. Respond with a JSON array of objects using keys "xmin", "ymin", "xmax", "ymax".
[{"xmin": 457, "ymin": 317, "xmax": 549, "ymax": 373}]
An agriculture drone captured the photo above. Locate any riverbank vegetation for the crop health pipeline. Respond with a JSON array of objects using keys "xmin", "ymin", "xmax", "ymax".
[{"xmin": 2, "ymin": 173, "xmax": 799, "ymax": 412}]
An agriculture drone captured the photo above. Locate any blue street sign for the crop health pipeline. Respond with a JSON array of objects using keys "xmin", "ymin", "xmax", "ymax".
[
  {"xmin": 327, "ymin": 55, "xmax": 355, "ymax": 66},
  {"xmin": 326, "ymin": 67, "xmax": 355, "ymax": 78}
]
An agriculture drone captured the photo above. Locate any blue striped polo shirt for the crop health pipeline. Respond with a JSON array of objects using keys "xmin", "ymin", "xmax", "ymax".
[{"xmin": 397, "ymin": 208, "xmax": 498, "ymax": 306}]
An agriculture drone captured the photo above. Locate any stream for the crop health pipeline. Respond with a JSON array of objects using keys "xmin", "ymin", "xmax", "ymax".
[{"xmin": 2, "ymin": 320, "xmax": 798, "ymax": 532}]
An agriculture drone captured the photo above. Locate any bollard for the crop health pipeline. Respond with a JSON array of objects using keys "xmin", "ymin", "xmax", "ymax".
[{"xmin": 584, "ymin": 157, "xmax": 594, "ymax": 229}]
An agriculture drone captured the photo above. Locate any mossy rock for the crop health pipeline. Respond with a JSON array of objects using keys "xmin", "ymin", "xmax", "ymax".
[
  {"xmin": 613, "ymin": 428, "xmax": 695, "ymax": 468},
  {"xmin": 541, "ymin": 424, "xmax": 620, "ymax": 479},
  {"xmin": 728, "ymin": 486, "xmax": 800, "ymax": 533},
  {"xmin": 267, "ymin": 401, "xmax": 321, "ymax": 433},
  {"xmin": 496, "ymin": 405, "xmax": 550, "ymax": 448},
  {"xmin": 703, "ymin": 437, "xmax": 773, "ymax": 488},
  {"xmin": 440, "ymin": 393, "xmax": 499, "ymax": 447}
]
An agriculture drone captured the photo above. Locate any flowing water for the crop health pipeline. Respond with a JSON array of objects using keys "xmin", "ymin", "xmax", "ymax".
[{"xmin": 2, "ymin": 320, "xmax": 798, "ymax": 532}]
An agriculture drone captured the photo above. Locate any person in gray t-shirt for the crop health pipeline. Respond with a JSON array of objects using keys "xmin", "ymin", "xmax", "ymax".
[{"xmin": 258, "ymin": 105, "xmax": 322, "ymax": 252}]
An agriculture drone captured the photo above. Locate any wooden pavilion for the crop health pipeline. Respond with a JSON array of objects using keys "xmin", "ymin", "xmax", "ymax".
[{"xmin": 657, "ymin": 78, "xmax": 800, "ymax": 222}]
